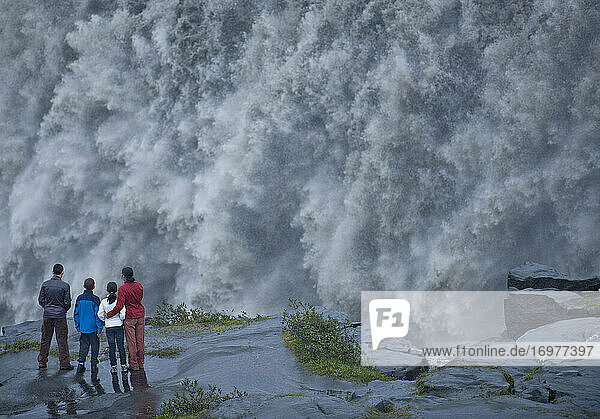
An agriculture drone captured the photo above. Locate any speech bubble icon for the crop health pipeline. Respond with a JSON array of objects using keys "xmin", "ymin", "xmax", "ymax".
[{"xmin": 369, "ymin": 298, "xmax": 410, "ymax": 350}]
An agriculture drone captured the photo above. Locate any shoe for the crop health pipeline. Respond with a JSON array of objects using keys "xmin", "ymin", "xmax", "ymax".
[
  {"xmin": 76, "ymin": 363, "xmax": 85, "ymax": 374},
  {"xmin": 110, "ymin": 365, "xmax": 118, "ymax": 374},
  {"xmin": 38, "ymin": 363, "xmax": 47, "ymax": 369},
  {"xmin": 60, "ymin": 364, "xmax": 75, "ymax": 370}
]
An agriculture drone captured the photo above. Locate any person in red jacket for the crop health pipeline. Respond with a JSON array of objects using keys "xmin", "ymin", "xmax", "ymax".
[{"xmin": 106, "ymin": 267, "xmax": 145, "ymax": 371}]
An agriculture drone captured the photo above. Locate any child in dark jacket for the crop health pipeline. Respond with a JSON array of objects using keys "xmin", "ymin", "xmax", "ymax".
[{"xmin": 74, "ymin": 277, "xmax": 104, "ymax": 375}]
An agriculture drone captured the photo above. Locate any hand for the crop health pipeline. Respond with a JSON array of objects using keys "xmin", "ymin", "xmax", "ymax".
[{"xmin": 97, "ymin": 333, "xmax": 102, "ymax": 338}]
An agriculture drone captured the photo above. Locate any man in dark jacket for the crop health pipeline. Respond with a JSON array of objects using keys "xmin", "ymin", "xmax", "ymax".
[{"xmin": 37, "ymin": 264, "xmax": 74, "ymax": 370}]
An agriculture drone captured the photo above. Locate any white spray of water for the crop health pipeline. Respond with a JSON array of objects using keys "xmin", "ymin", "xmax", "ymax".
[{"xmin": 1, "ymin": 0, "xmax": 599, "ymax": 322}]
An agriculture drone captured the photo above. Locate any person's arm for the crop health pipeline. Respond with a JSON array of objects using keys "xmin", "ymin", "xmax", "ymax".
[
  {"xmin": 95, "ymin": 300, "xmax": 104, "ymax": 335},
  {"xmin": 38, "ymin": 284, "xmax": 46, "ymax": 308},
  {"xmin": 97, "ymin": 300, "xmax": 106, "ymax": 322},
  {"xmin": 106, "ymin": 289, "xmax": 125, "ymax": 318},
  {"xmin": 73, "ymin": 298, "xmax": 80, "ymax": 332},
  {"xmin": 63, "ymin": 284, "xmax": 72, "ymax": 312},
  {"xmin": 119, "ymin": 305, "xmax": 126, "ymax": 322}
]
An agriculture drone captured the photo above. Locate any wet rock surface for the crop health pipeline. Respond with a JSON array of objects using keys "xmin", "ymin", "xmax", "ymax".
[
  {"xmin": 517, "ymin": 317, "xmax": 600, "ymax": 344},
  {"xmin": 504, "ymin": 293, "xmax": 574, "ymax": 340},
  {"xmin": 508, "ymin": 262, "xmax": 600, "ymax": 291},
  {"xmin": 505, "ymin": 263, "xmax": 600, "ymax": 339},
  {"xmin": 1, "ymin": 313, "xmax": 600, "ymax": 417}
]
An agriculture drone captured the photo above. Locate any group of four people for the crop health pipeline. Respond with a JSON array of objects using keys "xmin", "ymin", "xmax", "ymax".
[{"xmin": 37, "ymin": 264, "xmax": 145, "ymax": 375}]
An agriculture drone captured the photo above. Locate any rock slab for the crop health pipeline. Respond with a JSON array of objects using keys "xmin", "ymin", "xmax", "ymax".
[{"xmin": 508, "ymin": 262, "xmax": 600, "ymax": 291}]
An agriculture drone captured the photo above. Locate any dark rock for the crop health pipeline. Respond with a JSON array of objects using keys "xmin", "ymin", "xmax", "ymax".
[
  {"xmin": 374, "ymin": 399, "xmax": 395, "ymax": 413},
  {"xmin": 520, "ymin": 387, "xmax": 547, "ymax": 403},
  {"xmin": 374, "ymin": 365, "xmax": 429, "ymax": 381},
  {"xmin": 362, "ymin": 380, "xmax": 414, "ymax": 402},
  {"xmin": 557, "ymin": 370, "xmax": 582, "ymax": 377},
  {"xmin": 513, "ymin": 367, "xmax": 594, "ymax": 409},
  {"xmin": 415, "ymin": 367, "xmax": 512, "ymax": 398},
  {"xmin": 508, "ymin": 262, "xmax": 600, "ymax": 291},
  {"xmin": 518, "ymin": 381, "xmax": 568, "ymax": 404}
]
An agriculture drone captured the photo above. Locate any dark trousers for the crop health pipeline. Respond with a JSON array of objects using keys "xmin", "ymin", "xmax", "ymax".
[
  {"xmin": 106, "ymin": 326, "xmax": 126, "ymax": 367},
  {"xmin": 38, "ymin": 317, "xmax": 70, "ymax": 367},
  {"xmin": 78, "ymin": 332, "xmax": 99, "ymax": 365}
]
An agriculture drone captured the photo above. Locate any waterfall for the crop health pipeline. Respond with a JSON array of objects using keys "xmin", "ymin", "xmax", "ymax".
[{"xmin": 1, "ymin": 0, "xmax": 598, "ymax": 323}]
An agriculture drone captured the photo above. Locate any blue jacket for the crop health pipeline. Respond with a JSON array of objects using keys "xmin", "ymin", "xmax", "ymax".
[
  {"xmin": 74, "ymin": 290, "xmax": 103, "ymax": 334},
  {"xmin": 38, "ymin": 275, "xmax": 72, "ymax": 318}
]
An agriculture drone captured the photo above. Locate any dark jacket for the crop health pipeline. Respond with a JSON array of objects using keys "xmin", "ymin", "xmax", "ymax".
[
  {"xmin": 38, "ymin": 275, "xmax": 72, "ymax": 318},
  {"xmin": 74, "ymin": 290, "xmax": 103, "ymax": 334},
  {"xmin": 107, "ymin": 281, "xmax": 144, "ymax": 319}
]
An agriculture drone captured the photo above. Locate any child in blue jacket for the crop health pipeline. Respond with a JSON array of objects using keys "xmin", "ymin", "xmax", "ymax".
[{"xmin": 74, "ymin": 277, "xmax": 104, "ymax": 375}]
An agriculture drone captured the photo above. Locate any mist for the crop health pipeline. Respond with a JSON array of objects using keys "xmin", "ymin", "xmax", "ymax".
[{"xmin": 1, "ymin": 0, "xmax": 599, "ymax": 323}]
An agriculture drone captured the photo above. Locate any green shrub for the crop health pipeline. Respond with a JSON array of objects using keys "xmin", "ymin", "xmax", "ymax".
[
  {"xmin": 0, "ymin": 338, "xmax": 38, "ymax": 355},
  {"xmin": 156, "ymin": 379, "xmax": 247, "ymax": 418},
  {"xmin": 282, "ymin": 301, "xmax": 359, "ymax": 365},
  {"xmin": 150, "ymin": 301, "xmax": 266, "ymax": 327},
  {"xmin": 282, "ymin": 299, "xmax": 392, "ymax": 383}
]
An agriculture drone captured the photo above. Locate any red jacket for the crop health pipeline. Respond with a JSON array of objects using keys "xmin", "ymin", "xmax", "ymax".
[{"xmin": 107, "ymin": 281, "xmax": 145, "ymax": 319}]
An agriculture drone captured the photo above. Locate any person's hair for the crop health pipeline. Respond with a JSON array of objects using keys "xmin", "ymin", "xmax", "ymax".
[
  {"xmin": 122, "ymin": 266, "xmax": 135, "ymax": 282},
  {"xmin": 107, "ymin": 281, "xmax": 118, "ymax": 304},
  {"xmin": 84, "ymin": 277, "xmax": 95, "ymax": 290},
  {"xmin": 53, "ymin": 264, "xmax": 64, "ymax": 275}
]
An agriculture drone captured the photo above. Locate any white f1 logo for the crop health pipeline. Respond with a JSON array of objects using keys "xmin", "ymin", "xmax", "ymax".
[{"xmin": 369, "ymin": 299, "xmax": 410, "ymax": 350}]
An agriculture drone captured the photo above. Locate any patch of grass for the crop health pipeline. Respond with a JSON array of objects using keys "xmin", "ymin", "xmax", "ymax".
[
  {"xmin": 149, "ymin": 301, "xmax": 268, "ymax": 328},
  {"xmin": 365, "ymin": 404, "xmax": 413, "ymax": 417},
  {"xmin": 155, "ymin": 379, "xmax": 247, "ymax": 418},
  {"xmin": 0, "ymin": 338, "xmax": 38, "ymax": 355},
  {"xmin": 147, "ymin": 346, "xmax": 183, "ymax": 358},
  {"xmin": 49, "ymin": 348, "xmax": 78, "ymax": 361},
  {"xmin": 273, "ymin": 393, "xmax": 305, "ymax": 398},
  {"xmin": 282, "ymin": 299, "xmax": 393, "ymax": 383},
  {"xmin": 522, "ymin": 365, "xmax": 542, "ymax": 382}
]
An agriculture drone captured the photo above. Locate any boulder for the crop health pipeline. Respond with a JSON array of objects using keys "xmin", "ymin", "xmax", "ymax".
[
  {"xmin": 517, "ymin": 317, "xmax": 600, "ymax": 343},
  {"xmin": 508, "ymin": 262, "xmax": 600, "ymax": 291},
  {"xmin": 504, "ymin": 293, "xmax": 571, "ymax": 340}
]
